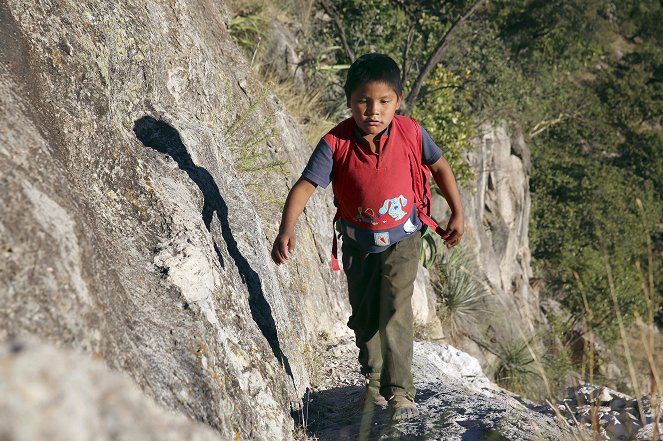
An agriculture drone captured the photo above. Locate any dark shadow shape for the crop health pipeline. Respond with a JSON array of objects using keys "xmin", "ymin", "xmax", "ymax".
[
  {"xmin": 458, "ymin": 420, "xmax": 510, "ymax": 441},
  {"xmin": 298, "ymin": 385, "xmax": 392, "ymax": 441},
  {"xmin": 133, "ymin": 116, "xmax": 293, "ymax": 381},
  {"xmin": 300, "ymin": 385, "xmax": 448, "ymax": 441},
  {"xmin": 508, "ymin": 394, "xmax": 556, "ymax": 416}
]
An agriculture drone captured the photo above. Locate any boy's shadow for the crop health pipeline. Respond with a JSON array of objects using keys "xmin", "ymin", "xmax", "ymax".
[
  {"xmin": 133, "ymin": 116, "xmax": 293, "ymax": 381},
  {"xmin": 298, "ymin": 385, "xmax": 389, "ymax": 441}
]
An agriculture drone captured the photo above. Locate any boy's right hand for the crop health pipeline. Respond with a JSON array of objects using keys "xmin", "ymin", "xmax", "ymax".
[{"xmin": 271, "ymin": 230, "xmax": 296, "ymax": 265}]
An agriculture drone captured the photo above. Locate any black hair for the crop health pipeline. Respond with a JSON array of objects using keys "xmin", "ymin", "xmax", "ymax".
[{"xmin": 343, "ymin": 53, "xmax": 403, "ymax": 100}]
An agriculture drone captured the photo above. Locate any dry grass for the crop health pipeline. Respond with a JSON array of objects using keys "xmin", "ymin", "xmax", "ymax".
[
  {"xmin": 262, "ymin": 68, "xmax": 338, "ymax": 146},
  {"xmin": 226, "ymin": 0, "xmax": 343, "ymax": 149}
]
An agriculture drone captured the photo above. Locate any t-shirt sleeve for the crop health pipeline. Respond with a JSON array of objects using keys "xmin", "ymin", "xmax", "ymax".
[
  {"xmin": 421, "ymin": 126, "xmax": 443, "ymax": 165},
  {"xmin": 301, "ymin": 138, "xmax": 333, "ymax": 188}
]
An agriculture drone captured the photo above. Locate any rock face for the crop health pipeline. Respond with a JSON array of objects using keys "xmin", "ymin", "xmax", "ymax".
[
  {"xmin": 0, "ymin": 337, "xmax": 223, "ymax": 441},
  {"xmin": 463, "ymin": 125, "xmax": 540, "ymax": 326},
  {"xmin": 0, "ymin": 1, "xmax": 349, "ymax": 439},
  {"xmin": 264, "ymin": 21, "xmax": 306, "ymax": 90},
  {"xmin": 431, "ymin": 124, "xmax": 544, "ymax": 361}
]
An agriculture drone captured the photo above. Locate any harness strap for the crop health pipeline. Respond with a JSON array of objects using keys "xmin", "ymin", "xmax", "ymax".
[
  {"xmin": 331, "ymin": 210, "xmax": 342, "ymax": 271},
  {"xmin": 417, "ymin": 208, "xmax": 449, "ymax": 240},
  {"xmin": 404, "ymin": 119, "xmax": 449, "ymax": 241}
]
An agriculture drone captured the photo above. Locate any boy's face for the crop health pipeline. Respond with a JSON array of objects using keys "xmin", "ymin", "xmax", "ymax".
[{"xmin": 347, "ymin": 81, "xmax": 402, "ymax": 137}]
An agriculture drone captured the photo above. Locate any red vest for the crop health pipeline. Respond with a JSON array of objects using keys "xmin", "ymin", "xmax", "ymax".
[{"xmin": 324, "ymin": 115, "xmax": 446, "ymax": 270}]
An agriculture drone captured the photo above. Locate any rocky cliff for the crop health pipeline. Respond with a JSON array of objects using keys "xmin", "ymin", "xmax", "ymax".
[
  {"xmin": 463, "ymin": 124, "xmax": 541, "ymax": 330},
  {"xmin": 0, "ymin": 0, "xmax": 349, "ymax": 439},
  {"xmin": 426, "ymin": 123, "xmax": 544, "ymax": 366}
]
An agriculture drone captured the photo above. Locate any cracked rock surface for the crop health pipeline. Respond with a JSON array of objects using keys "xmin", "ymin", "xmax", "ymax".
[
  {"xmin": 0, "ymin": 337, "xmax": 223, "ymax": 441},
  {"xmin": 0, "ymin": 1, "xmax": 346, "ymax": 439}
]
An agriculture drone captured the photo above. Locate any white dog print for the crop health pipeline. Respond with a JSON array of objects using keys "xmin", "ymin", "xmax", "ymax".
[{"xmin": 379, "ymin": 195, "xmax": 408, "ymax": 221}]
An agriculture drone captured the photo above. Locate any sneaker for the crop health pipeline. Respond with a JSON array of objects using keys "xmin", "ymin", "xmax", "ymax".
[
  {"xmin": 388, "ymin": 394, "xmax": 418, "ymax": 421},
  {"xmin": 363, "ymin": 375, "xmax": 388, "ymax": 407}
]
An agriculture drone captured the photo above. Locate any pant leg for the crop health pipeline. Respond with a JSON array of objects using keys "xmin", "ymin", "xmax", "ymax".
[
  {"xmin": 342, "ymin": 240, "xmax": 382, "ymax": 375},
  {"xmin": 378, "ymin": 233, "xmax": 421, "ymax": 399}
]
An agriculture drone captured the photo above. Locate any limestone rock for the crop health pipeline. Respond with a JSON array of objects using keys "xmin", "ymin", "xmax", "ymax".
[
  {"xmin": 412, "ymin": 341, "xmax": 494, "ymax": 392},
  {"xmin": 304, "ymin": 338, "xmax": 571, "ymax": 440},
  {"xmin": 0, "ymin": 337, "xmax": 223, "ymax": 441},
  {"xmin": 463, "ymin": 125, "xmax": 541, "ymax": 329},
  {"xmin": 431, "ymin": 124, "xmax": 543, "ymax": 364},
  {"xmin": 264, "ymin": 21, "xmax": 306, "ymax": 90},
  {"xmin": 412, "ymin": 265, "xmax": 445, "ymax": 339},
  {"xmin": 0, "ymin": 1, "xmax": 349, "ymax": 439}
]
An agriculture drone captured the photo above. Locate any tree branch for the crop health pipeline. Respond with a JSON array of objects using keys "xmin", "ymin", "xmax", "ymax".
[
  {"xmin": 403, "ymin": 0, "xmax": 485, "ymax": 115},
  {"xmin": 355, "ymin": 15, "xmax": 377, "ymax": 50},
  {"xmin": 528, "ymin": 110, "xmax": 585, "ymax": 138},
  {"xmin": 401, "ymin": 27, "xmax": 416, "ymax": 87},
  {"xmin": 318, "ymin": 0, "xmax": 355, "ymax": 62}
]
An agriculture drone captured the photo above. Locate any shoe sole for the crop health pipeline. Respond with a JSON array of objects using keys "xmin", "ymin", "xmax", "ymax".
[{"xmin": 391, "ymin": 405, "xmax": 418, "ymax": 421}]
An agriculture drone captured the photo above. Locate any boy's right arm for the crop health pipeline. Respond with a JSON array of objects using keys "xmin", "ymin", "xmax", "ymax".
[{"xmin": 271, "ymin": 177, "xmax": 317, "ymax": 265}]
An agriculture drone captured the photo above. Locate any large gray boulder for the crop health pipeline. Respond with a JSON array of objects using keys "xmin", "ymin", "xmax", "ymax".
[
  {"xmin": 0, "ymin": 337, "xmax": 223, "ymax": 441},
  {"xmin": 0, "ymin": 1, "xmax": 349, "ymax": 439}
]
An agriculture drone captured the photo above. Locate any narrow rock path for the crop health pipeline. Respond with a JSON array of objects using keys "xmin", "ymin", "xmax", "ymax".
[{"xmin": 299, "ymin": 338, "xmax": 572, "ymax": 440}]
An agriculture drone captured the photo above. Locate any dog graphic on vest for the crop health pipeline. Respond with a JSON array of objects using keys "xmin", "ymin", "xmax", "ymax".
[{"xmin": 379, "ymin": 195, "xmax": 408, "ymax": 221}]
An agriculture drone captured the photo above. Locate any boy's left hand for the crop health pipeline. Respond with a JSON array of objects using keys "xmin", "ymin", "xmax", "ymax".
[{"xmin": 444, "ymin": 212, "xmax": 464, "ymax": 248}]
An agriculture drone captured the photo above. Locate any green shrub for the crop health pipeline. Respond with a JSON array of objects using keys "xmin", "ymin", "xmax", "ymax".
[
  {"xmin": 432, "ymin": 245, "xmax": 488, "ymax": 341},
  {"xmin": 492, "ymin": 336, "xmax": 540, "ymax": 396}
]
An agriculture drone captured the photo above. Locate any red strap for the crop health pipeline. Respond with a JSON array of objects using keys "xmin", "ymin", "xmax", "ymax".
[
  {"xmin": 331, "ymin": 210, "xmax": 341, "ymax": 271},
  {"xmin": 418, "ymin": 209, "xmax": 450, "ymax": 240}
]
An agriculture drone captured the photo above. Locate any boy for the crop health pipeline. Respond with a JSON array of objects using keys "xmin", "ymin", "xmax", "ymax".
[{"xmin": 271, "ymin": 53, "xmax": 464, "ymax": 420}]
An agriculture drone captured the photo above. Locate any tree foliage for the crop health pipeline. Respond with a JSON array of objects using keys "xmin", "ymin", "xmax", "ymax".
[
  {"xmin": 312, "ymin": 0, "xmax": 480, "ymax": 184},
  {"xmin": 312, "ymin": 0, "xmax": 662, "ymax": 342}
]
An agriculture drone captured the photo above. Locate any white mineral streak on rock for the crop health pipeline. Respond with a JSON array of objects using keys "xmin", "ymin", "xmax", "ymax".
[
  {"xmin": 154, "ymin": 231, "xmax": 220, "ymax": 306},
  {"xmin": 146, "ymin": 157, "xmax": 288, "ymax": 436},
  {"xmin": 166, "ymin": 66, "xmax": 189, "ymax": 102},
  {"xmin": 412, "ymin": 341, "xmax": 494, "ymax": 392},
  {"xmin": 22, "ymin": 181, "xmax": 91, "ymax": 306},
  {"xmin": 150, "ymin": 171, "xmax": 222, "ymax": 330}
]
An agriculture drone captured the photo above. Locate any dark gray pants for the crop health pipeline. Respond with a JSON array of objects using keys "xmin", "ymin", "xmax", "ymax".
[{"xmin": 341, "ymin": 233, "xmax": 421, "ymax": 400}]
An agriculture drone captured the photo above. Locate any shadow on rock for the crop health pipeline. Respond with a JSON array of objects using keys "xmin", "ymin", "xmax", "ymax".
[
  {"xmin": 458, "ymin": 422, "xmax": 510, "ymax": 441},
  {"xmin": 133, "ymin": 116, "xmax": 293, "ymax": 381},
  {"xmin": 299, "ymin": 385, "xmax": 390, "ymax": 441}
]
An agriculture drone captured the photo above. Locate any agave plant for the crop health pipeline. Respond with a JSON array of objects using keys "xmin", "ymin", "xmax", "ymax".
[
  {"xmin": 432, "ymin": 245, "xmax": 488, "ymax": 340},
  {"xmin": 492, "ymin": 337, "xmax": 541, "ymax": 396}
]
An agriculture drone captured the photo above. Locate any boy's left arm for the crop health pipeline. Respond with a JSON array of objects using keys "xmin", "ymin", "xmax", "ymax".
[{"xmin": 428, "ymin": 156, "xmax": 464, "ymax": 248}]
